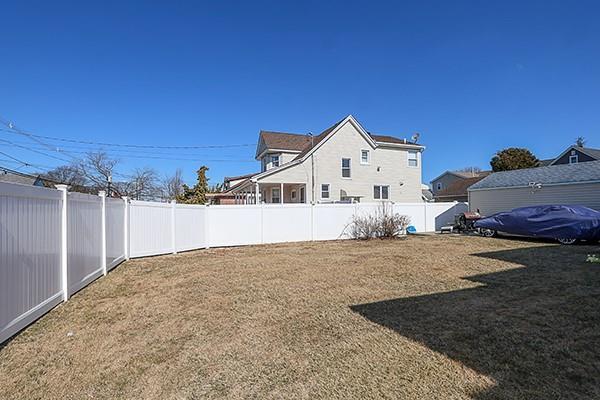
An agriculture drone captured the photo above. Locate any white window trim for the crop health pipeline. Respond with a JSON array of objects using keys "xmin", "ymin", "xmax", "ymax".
[
  {"xmin": 341, "ymin": 158, "xmax": 352, "ymax": 179},
  {"xmin": 407, "ymin": 150, "xmax": 418, "ymax": 168},
  {"xmin": 321, "ymin": 183, "xmax": 330, "ymax": 199},
  {"xmin": 569, "ymin": 154, "xmax": 578, "ymax": 164},
  {"xmin": 360, "ymin": 149, "xmax": 370, "ymax": 165},
  {"xmin": 436, "ymin": 182, "xmax": 442, "ymax": 191},
  {"xmin": 291, "ymin": 189, "xmax": 297, "ymax": 200},
  {"xmin": 373, "ymin": 185, "xmax": 390, "ymax": 200}
]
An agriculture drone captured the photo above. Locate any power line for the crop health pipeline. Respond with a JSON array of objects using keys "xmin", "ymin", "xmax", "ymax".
[
  {"xmin": 1, "ymin": 137, "xmax": 250, "ymax": 157},
  {"xmin": 0, "ymin": 142, "xmax": 255, "ymax": 163},
  {"xmin": 0, "ymin": 127, "xmax": 255, "ymax": 149}
]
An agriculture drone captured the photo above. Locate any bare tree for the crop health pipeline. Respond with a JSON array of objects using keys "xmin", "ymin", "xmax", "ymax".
[
  {"xmin": 42, "ymin": 164, "xmax": 89, "ymax": 191},
  {"xmin": 121, "ymin": 167, "xmax": 159, "ymax": 200},
  {"xmin": 455, "ymin": 166, "xmax": 482, "ymax": 176},
  {"xmin": 161, "ymin": 169, "xmax": 185, "ymax": 200},
  {"xmin": 78, "ymin": 152, "xmax": 119, "ymax": 195}
]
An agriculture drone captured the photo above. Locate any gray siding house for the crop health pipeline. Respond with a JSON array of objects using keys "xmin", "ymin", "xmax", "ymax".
[{"xmin": 468, "ymin": 160, "xmax": 600, "ymax": 214}]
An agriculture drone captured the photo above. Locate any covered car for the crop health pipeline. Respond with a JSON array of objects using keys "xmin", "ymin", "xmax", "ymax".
[{"xmin": 473, "ymin": 205, "xmax": 600, "ymax": 244}]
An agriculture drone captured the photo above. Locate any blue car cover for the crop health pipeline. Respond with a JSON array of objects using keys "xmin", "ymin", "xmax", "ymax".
[{"xmin": 474, "ymin": 205, "xmax": 600, "ymax": 241}]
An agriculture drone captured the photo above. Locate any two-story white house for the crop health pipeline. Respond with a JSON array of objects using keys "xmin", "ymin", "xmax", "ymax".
[{"xmin": 225, "ymin": 115, "xmax": 425, "ymax": 204}]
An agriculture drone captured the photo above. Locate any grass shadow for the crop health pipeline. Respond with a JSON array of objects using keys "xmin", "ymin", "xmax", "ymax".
[{"xmin": 350, "ymin": 244, "xmax": 600, "ymax": 399}]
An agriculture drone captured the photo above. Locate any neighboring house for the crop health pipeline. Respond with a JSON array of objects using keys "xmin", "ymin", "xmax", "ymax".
[
  {"xmin": 540, "ymin": 144, "xmax": 600, "ymax": 166},
  {"xmin": 468, "ymin": 160, "xmax": 600, "ymax": 214},
  {"xmin": 430, "ymin": 170, "xmax": 491, "ymax": 201},
  {"xmin": 225, "ymin": 115, "xmax": 425, "ymax": 204},
  {"xmin": 434, "ymin": 176, "xmax": 489, "ymax": 202},
  {"xmin": 0, "ymin": 167, "xmax": 47, "ymax": 187}
]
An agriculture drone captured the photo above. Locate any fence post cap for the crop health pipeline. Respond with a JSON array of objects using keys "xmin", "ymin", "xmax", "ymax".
[
  {"xmin": 55, "ymin": 184, "xmax": 69, "ymax": 191},
  {"xmin": 98, "ymin": 190, "xmax": 106, "ymax": 197}
]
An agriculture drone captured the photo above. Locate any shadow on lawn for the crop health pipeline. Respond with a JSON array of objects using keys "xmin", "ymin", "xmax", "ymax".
[{"xmin": 350, "ymin": 244, "xmax": 600, "ymax": 399}]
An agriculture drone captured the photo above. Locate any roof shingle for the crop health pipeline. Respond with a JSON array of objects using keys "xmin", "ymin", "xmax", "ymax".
[{"xmin": 469, "ymin": 160, "xmax": 600, "ymax": 190}]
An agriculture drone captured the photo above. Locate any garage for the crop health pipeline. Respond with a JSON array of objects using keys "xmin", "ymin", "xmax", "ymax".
[{"xmin": 468, "ymin": 160, "xmax": 600, "ymax": 215}]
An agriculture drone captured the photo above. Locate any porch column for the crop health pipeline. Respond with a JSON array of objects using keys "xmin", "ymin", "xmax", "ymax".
[
  {"xmin": 254, "ymin": 182, "xmax": 259, "ymax": 204},
  {"xmin": 280, "ymin": 183, "xmax": 284, "ymax": 204}
]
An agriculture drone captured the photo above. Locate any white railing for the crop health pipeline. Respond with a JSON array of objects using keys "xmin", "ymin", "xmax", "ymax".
[{"xmin": 1, "ymin": 180, "xmax": 467, "ymax": 343}]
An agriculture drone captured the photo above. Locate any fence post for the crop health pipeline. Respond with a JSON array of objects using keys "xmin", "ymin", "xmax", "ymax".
[
  {"xmin": 260, "ymin": 203, "xmax": 265, "ymax": 244},
  {"xmin": 123, "ymin": 196, "xmax": 130, "ymax": 260},
  {"xmin": 423, "ymin": 201, "xmax": 428, "ymax": 232},
  {"xmin": 56, "ymin": 185, "xmax": 69, "ymax": 302},
  {"xmin": 204, "ymin": 205, "xmax": 210, "ymax": 249},
  {"xmin": 99, "ymin": 191, "xmax": 107, "ymax": 276},
  {"xmin": 310, "ymin": 203, "xmax": 315, "ymax": 241},
  {"xmin": 171, "ymin": 200, "xmax": 177, "ymax": 254}
]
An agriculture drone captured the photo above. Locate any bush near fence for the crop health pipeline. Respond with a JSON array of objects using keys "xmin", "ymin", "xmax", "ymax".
[{"xmin": 0, "ymin": 181, "xmax": 467, "ymax": 343}]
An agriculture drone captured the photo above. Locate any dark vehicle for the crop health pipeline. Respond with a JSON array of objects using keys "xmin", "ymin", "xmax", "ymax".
[
  {"xmin": 454, "ymin": 211, "xmax": 482, "ymax": 233},
  {"xmin": 474, "ymin": 205, "xmax": 600, "ymax": 245}
]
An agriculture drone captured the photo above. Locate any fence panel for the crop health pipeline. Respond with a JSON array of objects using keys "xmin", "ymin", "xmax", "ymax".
[
  {"xmin": 0, "ymin": 183, "xmax": 63, "ymax": 343},
  {"xmin": 426, "ymin": 202, "xmax": 468, "ymax": 231},
  {"xmin": 313, "ymin": 204, "xmax": 355, "ymax": 240},
  {"xmin": 208, "ymin": 205, "xmax": 262, "ymax": 247},
  {"xmin": 262, "ymin": 204, "xmax": 312, "ymax": 243},
  {"xmin": 67, "ymin": 192, "xmax": 103, "ymax": 296},
  {"xmin": 175, "ymin": 204, "xmax": 207, "ymax": 252},
  {"xmin": 129, "ymin": 200, "xmax": 173, "ymax": 258},
  {"xmin": 106, "ymin": 197, "xmax": 125, "ymax": 270}
]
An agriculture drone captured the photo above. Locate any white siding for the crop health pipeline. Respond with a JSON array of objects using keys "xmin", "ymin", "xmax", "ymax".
[{"xmin": 469, "ymin": 182, "xmax": 600, "ymax": 215}]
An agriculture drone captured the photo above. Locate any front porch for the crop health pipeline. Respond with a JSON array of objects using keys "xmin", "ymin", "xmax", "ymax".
[{"xmin": 230, "ymin": 182, "xmax": 307, "ymax": 204}]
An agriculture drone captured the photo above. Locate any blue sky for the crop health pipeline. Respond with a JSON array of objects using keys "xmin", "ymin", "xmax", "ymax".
[{"xmin": 1, "ymin": 1, "xmax": 599, "ymax": 186}]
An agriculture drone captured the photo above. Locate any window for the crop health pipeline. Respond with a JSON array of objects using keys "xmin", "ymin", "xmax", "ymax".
[
  {"xmin": 569, "ymin": 154, "xmax": 579, "ymax": 164},
  {"xmin": 374, "ymin": 185, "xmax": 390, "ymax": 200},
  {"xmin": 300, "ymin": 187, "xmax": 305, "ymax": 203},
  {"xmin": 271, "ymin": 154, "xmax": 280, "ymax": 167},
  {"xmin": 408, "ymin": 150, "xmax": 418, "ymax": 167},
  {"xmin": 436, "ymin": 182, "xmax": 442, "ymax": 191},
  {"xmin": 291, "ymin": 189, "xmax": 297, "ymax": 200},
  {"xmin": 271, "ymin": 188, "xmax": 281, "ymax": 203},
  {"xmin": 261, "ymin": 158, "xmax": 267, "ymax": 172},
  {"xmin": 361, "ymin": 150, "xmax": 370, "ymax": 164},
  {"xmin": 341, "ymin": 158, "xmax": 351, "ymax": 178},
  {"xmin": 321, "ymin": 184, "xmax": 330, "ymax": 199}
]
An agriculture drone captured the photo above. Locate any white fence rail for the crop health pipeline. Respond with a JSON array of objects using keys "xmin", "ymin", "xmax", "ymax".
[{"xmin": 1, "ymin": 180, "xmax": 467, "ymax": 343}]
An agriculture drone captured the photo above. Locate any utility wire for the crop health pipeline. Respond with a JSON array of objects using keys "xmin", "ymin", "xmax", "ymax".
[
  {"xmin": 0, "ymin": 127, "xmax": 254, "ymax": 149},
  {"xmin": 0, "ymin": 142, "xmax": 255, "ymax": 162}
]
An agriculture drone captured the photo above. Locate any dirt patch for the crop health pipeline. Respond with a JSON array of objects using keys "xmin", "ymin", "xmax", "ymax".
[{"xmin": 1, "ymin": 235, "xmax": 598, "ymax": 399}]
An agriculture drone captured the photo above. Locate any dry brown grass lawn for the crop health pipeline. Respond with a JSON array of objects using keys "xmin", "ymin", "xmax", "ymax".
[{"xmin": 1, "ymin": 235, "xmax": 599, "ymax": 399}]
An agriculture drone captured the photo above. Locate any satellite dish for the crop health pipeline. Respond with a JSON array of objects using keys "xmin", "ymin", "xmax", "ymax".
[{"xmin": 411, "ymin": 132, "xmax": 420, "ymax": 143}]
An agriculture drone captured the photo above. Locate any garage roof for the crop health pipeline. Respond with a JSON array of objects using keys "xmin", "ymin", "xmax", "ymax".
[{"xmin": 469, "ymin": 160, "xmax": 600, "ymax": 190}]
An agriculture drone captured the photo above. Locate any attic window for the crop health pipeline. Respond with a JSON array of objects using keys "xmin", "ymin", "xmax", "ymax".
[
  {"xmin": 271, "ymin": 154, "xmax": 280, "ymax": 167},
  {"xmin": 569, "ymin": 154, "xmax": 578, "ymax": 164}
]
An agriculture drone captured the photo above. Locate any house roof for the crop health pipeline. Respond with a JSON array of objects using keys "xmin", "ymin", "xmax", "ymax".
[
  {"xmin": 0, "ymin": 167, "xmax": 44, "ymax": 186},
  {"xmin": 223, "ymin": 172, "xmax": 258, "ymax": 183},
  {"xmin": 430, "ymin": 170, "xmax": 490, "ymax": 184},
  {"xmin": 569, "ymin": 146, "xmax": 600, "ymax": 160},
  {"xmin": 436, "ymin": 176, "xmax": 487, "ymax": 198},
  {"xmin": 469, "ymin": 160, "xmax": 600, "ymax": 190},
  {"xmin": 258, "ymin": 131, "xmax": 312, "ymax": 153},
  {"xmin": 258, "ymin": 117, "xmax": 419, "ymax": 160}
]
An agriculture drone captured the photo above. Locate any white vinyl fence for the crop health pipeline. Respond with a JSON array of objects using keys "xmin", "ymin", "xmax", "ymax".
[{"xmin": 1, "ymin": 180, "xmax": 466, "ymax": 343}]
